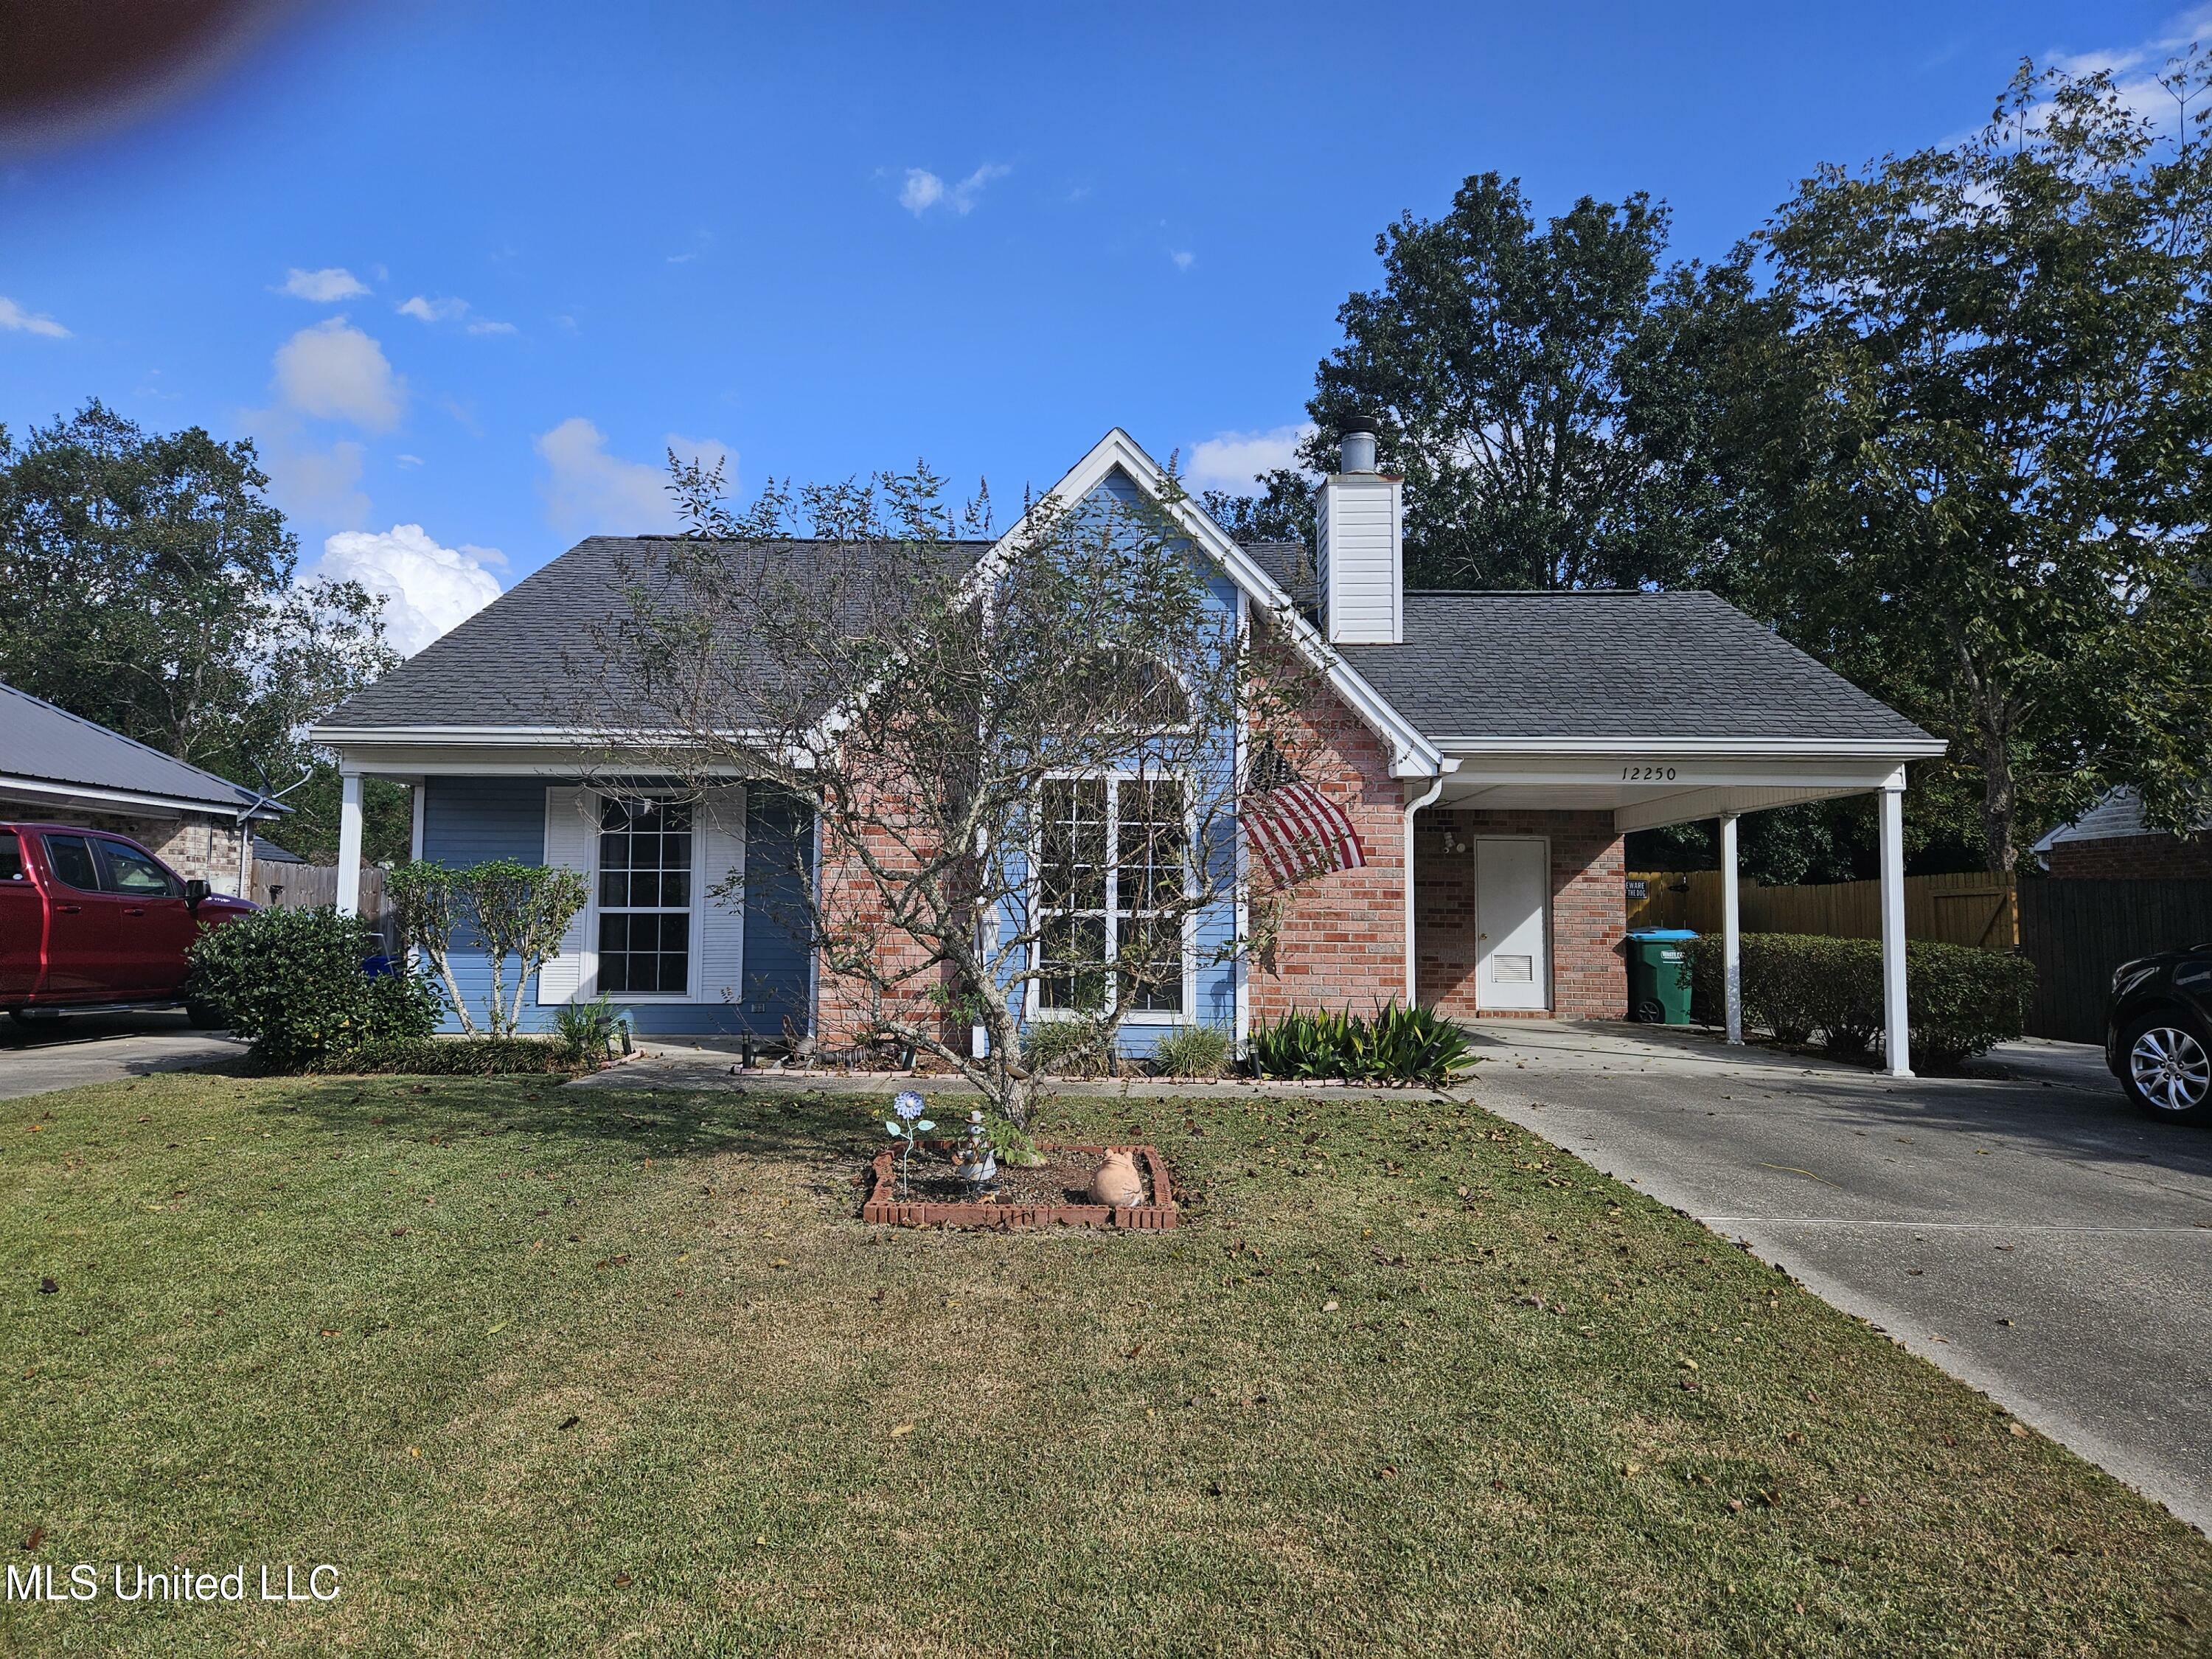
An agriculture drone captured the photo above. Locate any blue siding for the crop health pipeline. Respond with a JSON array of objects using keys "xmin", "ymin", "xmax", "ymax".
[
  {"xmin": 418, "ymin": 775, "xmax": 815, "ymax": 1038},
  {"xmin": 420, "ymin": 777, "xmax": 549, "ymax": 1034},
  {"xmin": 738, "ymin": 789, "xmax": 814, "ymax": 1039}
]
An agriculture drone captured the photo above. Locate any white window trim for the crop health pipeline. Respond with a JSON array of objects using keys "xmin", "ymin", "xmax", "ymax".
[
  {"xmin": 1024, "ymin": 769, "xmax": 1197, "ymax": 1027},
  {"xmin": 590, "ymin": 793, "xmax": 707, "ymax": 1006}
]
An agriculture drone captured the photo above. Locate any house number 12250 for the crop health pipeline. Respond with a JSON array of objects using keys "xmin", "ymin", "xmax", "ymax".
[{"xmin": 1620, "ymin": 764, "xmax": 1678, "ymax": 782}]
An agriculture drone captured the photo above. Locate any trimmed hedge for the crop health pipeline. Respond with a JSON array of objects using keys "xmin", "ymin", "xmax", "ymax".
[
  {"xmin": 305, "ymin": 1037, "xmax": 582, "ymax": 1076},
  {"xmin": 187, "ymin": 905, "xmax": 441, "ymax": 1071},
  {"xmin": 1682, "ymin": 932, "xmax": 2034, "ymax": 1071}
]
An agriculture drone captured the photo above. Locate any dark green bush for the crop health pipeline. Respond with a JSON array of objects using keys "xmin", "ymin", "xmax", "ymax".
[
  {"xmin": 1248, "ymin": 1002, "xmax": 1472, "ymax": 1087},
  {"xmin": 306, "ymin": 1036, "xmax": 580, "ymax": 1076},
  {"xmin": 1682, "ymin": 932, "xmax": 2032, "ymax": 1071},
  {"xmin": 187, "ymin": 905, "xmax": 441, "ymax": 1071}
]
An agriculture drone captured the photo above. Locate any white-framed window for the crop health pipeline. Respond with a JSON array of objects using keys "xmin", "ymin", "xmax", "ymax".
[
  {"xmin": 595, "ymin": 796, "xmax": 693, "ymax": 997},
  {"xmin": 1032, "ymin": 773, "xmax": 1191, "ymax": 1021}
]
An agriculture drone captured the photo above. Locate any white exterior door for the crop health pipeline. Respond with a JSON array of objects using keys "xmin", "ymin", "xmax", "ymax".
[{"xmin": 1475, "ymin": 837, "xmax": 1548, "ymax": 1012}]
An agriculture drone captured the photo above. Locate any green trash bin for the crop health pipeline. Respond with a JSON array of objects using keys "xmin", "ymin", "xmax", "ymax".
[{"xmin": 1627, "ymin": 928, "xmax": 1696, "ymax": 1025}]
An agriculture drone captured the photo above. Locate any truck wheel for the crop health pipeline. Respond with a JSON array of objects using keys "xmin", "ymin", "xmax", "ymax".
[{"xmin": 185, "ymin": 1001, "xmax": 229, "ymax": 1031}]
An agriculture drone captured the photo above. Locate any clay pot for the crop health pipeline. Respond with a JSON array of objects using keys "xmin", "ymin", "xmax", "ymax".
[{"xmin": 1089, "ymin": 1149, "xmax": 1144, "ymax": 1207}]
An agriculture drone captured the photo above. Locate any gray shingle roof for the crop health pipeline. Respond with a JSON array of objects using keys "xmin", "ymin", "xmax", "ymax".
[
  {"xmin": 324, "ymin": 535, "xmax": 1932, "ymax": 751},
  {"xmin": 321, "ymin": 535, "xmax": 994, "ymax": 731},
  {"xmin": 0, "ymin": 683, "xmax": 273, "ymax": 814},
  {"xmin": 1335, "ymin": 590, "xmax": 1936, "ymax": 745}
]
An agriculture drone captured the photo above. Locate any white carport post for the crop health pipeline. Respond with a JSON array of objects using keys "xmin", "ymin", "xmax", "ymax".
[
  {"xmin": 1877, "ymin": 782, "xmax": 1913, "ymax": 1077},
  {"xmin": 335, "ymin": 768, "xmax": 364, "ymax": 917},
  {"xmin": 1719, "ymin": 812, "xmax": 1742, "ymax": 1046}
]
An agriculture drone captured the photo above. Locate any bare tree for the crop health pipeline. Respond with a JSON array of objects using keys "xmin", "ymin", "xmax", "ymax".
[{"xmin": 566, "ymin": 460, "xmax": 1320, "ymax": 1127}]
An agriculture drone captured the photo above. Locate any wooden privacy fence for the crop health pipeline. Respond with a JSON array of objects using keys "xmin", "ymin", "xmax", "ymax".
[
  {"xmin": 2018, "ymin": 878, "xmax": 2212, "ymax": 1044},
  {"xmin": 1625, "ymin": 869, "xmax": 2017, "ymax": 950},
  {"xmin": 248, "ymin": 860, "xmax": 400, "ymax": 953}
]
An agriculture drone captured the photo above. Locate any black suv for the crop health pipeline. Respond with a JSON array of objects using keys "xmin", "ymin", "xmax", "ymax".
[{"xmin": 2108, "ymin": 943, "xmax": 2212, "ymax": 1121}]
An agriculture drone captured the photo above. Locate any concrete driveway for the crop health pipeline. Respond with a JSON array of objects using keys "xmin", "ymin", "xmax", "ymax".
[
  {"xmin": 0, "ymin": 1012, "xmax": 244, "ymax": 1101},
  {"xmin": 1468, "ymin": 1020, "xmax": 2212, "ymax": 1534}
]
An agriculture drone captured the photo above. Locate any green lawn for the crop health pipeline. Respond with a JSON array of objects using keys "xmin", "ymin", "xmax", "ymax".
[{"xmin": 3, "ymin": 1072, "xmax": 2207, "ymax": 1655}]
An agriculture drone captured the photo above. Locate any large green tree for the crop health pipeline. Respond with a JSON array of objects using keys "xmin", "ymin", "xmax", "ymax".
[
  {"xmin": 1222, "ymin": 174, "xmax": 1773, "ymax": 590},
  {"xmin": 0, "ymin": 401, "xmax": 406, "ymax": 860},
  {"xmin": 1736, "ymin": 60, "xmax": 2212, "ymax": 872}
]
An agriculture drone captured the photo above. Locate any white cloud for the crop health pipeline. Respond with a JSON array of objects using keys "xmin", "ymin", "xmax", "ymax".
[
  {"xmin": 0, "ymin": 296, "xmax": 69, "ymax": 338},
  {"xmin": 274, "ymin": 317, "xmax": 404, "ymax": 431},
  {"xmin": 278, "ymin": 267, "xmax": 370, "ymax": 302},
  {"xmin": 396, "ymin": 453, "xmax": 424, "ymax": 467},
  {"xmin": 397, "ymin": 294, "xmax": 466, "ymax": 323},
  {"xmin": 396, "ymin": 294, "xmax": 515, "ymax": 335},
  {"xmin": 306, "ymin": 524, "xmax": 505, "ymax": 658},
  {"xmin": 1183, "ymin": 424, "xmax": 1315, "ymax": 493},
  {"xmin": 900, "ymin": 162, "xmax": 1011, "ymax": 217},
  {"xmin": 1170, "ymin": 248, "xmax": 1195, "ymax": 271},
  {"xmin": 535, "ymin": 418, "xmax": 734, "ymax": 534},
  {"xmin": 260, "ymin": 434, "xmax": 369, "ymax": 530},
  {"xmin": 2040, "ymin": 7, "xmax": 2212, "ymax": 131}
]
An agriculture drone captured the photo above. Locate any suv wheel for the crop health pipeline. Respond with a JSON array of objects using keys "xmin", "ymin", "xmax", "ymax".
[{"xmin": 2121, "ymin": 1016, "xmax": 2211, "ymax": 1121}]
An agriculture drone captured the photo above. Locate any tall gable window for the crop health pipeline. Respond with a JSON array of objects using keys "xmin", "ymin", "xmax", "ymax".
[
  {"xmin": 597, "ymin": 798, "xmax": 692, "ymax": 995},
  {"xmin": 1035, "ymin": 775, "xmax": 1187, "ymax": 1016}
]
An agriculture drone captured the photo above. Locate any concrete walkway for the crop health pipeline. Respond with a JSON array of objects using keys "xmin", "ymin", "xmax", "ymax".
[
  {"xmin": 0, "ymin": 1012, "xmax": 245, "ymax": 1101},
  {"xmin": 1471, "ymin": 1021, "xmax": 2212, "ymax": 1534}
]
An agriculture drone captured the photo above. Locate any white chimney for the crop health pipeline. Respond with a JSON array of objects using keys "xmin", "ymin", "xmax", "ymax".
[{"xmin": 1314, "ymin": 415, "xmax": 1402, "ymax": 645}]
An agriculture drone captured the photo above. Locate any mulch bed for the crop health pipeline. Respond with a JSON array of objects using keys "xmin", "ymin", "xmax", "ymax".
[{"xmin": 861, "ymin": 1142, "xmax": 1178, "ymax": 1231}]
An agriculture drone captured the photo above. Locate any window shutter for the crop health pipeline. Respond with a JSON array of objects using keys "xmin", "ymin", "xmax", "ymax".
[
  {"xmin": 538, "ymin": 787, "xmax": 596, "ymax": 1005},
  {"xmin": 697, "ymin": 785, "xmax": 746, "ymax": 1007}
]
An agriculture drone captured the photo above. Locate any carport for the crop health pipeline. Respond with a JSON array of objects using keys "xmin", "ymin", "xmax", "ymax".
[{"xmin": 1343, "ymin": 591, "xmax": 1950, "ymax": 1076}]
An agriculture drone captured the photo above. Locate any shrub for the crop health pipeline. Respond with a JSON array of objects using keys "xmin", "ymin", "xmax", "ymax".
[
  {"xmin": 187, "ymin": 905, "xmax": 442, "ymax": 1071},
  {"xmin": 1149, "ymin": 1023, "xmax": 1234, "ymax": 1079},
  {"xmin": 305, "ymin": 1036, "xmax": 578, "ymax": 1076},
  {"xmin": 1020, "ymin": 1015, "xmax": 1117, "ymax": 1078},
  {"xmin": 1683, "ymin": 932, "xmax": 2031, "ymax": 1071},
  {"xmin": 386, "ymin": 859, "xmax": 589, "ymax": 1038},
  {"xmin": 552, "ymin": 995, "xmax": 626, "ymax": 1063},
  {"xmin": 1248, "ymin": 1002, "xmax": 1472, "ymax": 1087}
]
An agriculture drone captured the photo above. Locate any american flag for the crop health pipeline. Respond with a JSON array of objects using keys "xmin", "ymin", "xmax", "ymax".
[{"xmin": 1240, "ymin": 744, "xmax": 1366, "ymax": 886}]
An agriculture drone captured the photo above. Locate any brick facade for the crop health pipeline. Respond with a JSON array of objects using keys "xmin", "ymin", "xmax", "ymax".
[
  {"xmin": 10, "ymin": 807, "xmax": 249, "ymax": 897},
  {"xmin": 2045, "ymin": 832, "xmax": 2212, "ymax": 881},
  {"xmin": 1414, "ymin": 808, "xmax": 1627, "ymax": 1020},
  {"xmin": 1244, "ymin": 680, "xmax": 1412, "ymax": 1022}
]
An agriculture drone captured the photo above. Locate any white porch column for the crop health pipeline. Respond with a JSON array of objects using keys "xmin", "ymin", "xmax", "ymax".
[
  {"xmin": 335, "ymin": 770, "xmax": 365, "ymax": 917},
  {"xmin": 1719, "ymin": 812, "xmax": 1742, "ymax": 1046},
  {"xmin": 1878, "ymin": 783, "xmax": 1913, "ymax": 1077},
  {"xmin": 1404, "ymin": 774, "xmax": 1447, "ymax": 1005}
]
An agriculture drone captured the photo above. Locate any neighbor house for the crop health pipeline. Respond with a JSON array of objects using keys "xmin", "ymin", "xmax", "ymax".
[
  {"xmin": 312, "ymin": 427, "xmax": 1944, "ymax": 1071},
  {"xmin": 2033, "ymin": 790, "xmax": 2212, "ymax": 880},
  {"xmin": 0, "ymin": 681, "xmax": 281, "ymax": 895}
]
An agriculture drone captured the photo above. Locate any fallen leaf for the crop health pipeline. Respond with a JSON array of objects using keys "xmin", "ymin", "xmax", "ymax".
[
  {"xmin": 37, "ymin": 1278, "xmax": 58, "ymax": 1295},
  {"xmin": 1728, "ymin": 1499, "xmax": 1745, "ymax": 1514},
  {"xmin": 1322, "ymin": 1300, "xmax": 1339, "ymax": 1312},
  {"xmin": 558, "ymin": 1415, "xmax": 580, "ymax": 1431},
  {"xmin": 487, "ymin": 1322, "xmax": 507, "ymax": 1335},
  {"xmin": 2009, "ymin": 1422, "xmax": 2031, "ymax": 1439},
  {"xmin": 21, "ymin": 1525, "xmax": 44, "ymax": 1553},
  {"xmin": 613, "ymin": 1571, "xmax": 632, "ymax": 1587},
  {"xmin": 888, "ymin": 1422, "xmax": 915, "ymax": 1439}
]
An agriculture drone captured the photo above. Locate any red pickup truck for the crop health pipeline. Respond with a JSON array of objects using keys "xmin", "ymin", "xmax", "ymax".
[{"xmin": 1, "ymin": 822, "xmax": 254, "ymax": 1026}]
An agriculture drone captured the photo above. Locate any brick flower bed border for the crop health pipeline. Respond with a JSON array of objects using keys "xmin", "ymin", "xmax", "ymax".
[{"xmin": 860, "ymin": 1142, "xmax": 1178, "ymax": 1231}]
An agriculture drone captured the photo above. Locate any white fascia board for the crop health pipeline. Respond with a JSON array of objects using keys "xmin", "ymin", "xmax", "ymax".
[
  {"xmin": 1436, "ymin": 736, "xmax": 1949, "ymax": 760},
  {"xmin": 1010, "ymin": 429, "xmax": 1444, "ymax": 780},
  {"xmin": 308, "ymin": 723, "xmax": 771, "ymax": 746},
  {"xmin": 0, "ymin": 773, "xmax": 282, "ymax": 821}
]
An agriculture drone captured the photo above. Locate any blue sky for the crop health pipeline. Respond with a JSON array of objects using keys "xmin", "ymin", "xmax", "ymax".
[{"xmin": 0, "ymin": 0, "xmax": 2185, "ymax": 653}]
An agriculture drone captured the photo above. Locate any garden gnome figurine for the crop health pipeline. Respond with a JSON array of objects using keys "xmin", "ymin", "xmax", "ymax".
[
  {"xmin": 1090, "ymin": 1149, "xmax": 1143, "ymax": 1208},
  {"xmin": 956, "ymin": 1108, "xmax": 998, "ymax": 1195}
]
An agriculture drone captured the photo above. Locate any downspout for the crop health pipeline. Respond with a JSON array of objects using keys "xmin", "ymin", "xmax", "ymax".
[{"xmin": 1402, "ymin": 769, "xmax": 1448, "ymax": 1005}]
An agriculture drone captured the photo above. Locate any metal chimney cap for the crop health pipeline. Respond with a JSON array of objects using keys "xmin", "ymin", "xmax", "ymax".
[{"xmin": 1336, "ymin": 413, "xmax": 1380, "ymax": 437}]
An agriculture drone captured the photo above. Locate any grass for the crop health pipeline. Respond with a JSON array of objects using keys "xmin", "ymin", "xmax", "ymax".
[{"xmin": 2, "ymin": 1073, "xmax": 2208, "ymax": 1656}]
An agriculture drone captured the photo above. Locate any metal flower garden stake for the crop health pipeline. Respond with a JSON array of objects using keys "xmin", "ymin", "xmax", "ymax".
[{"xmin": 886, "ymin": 1090, "xmax": 934, "ymax": 1197}]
